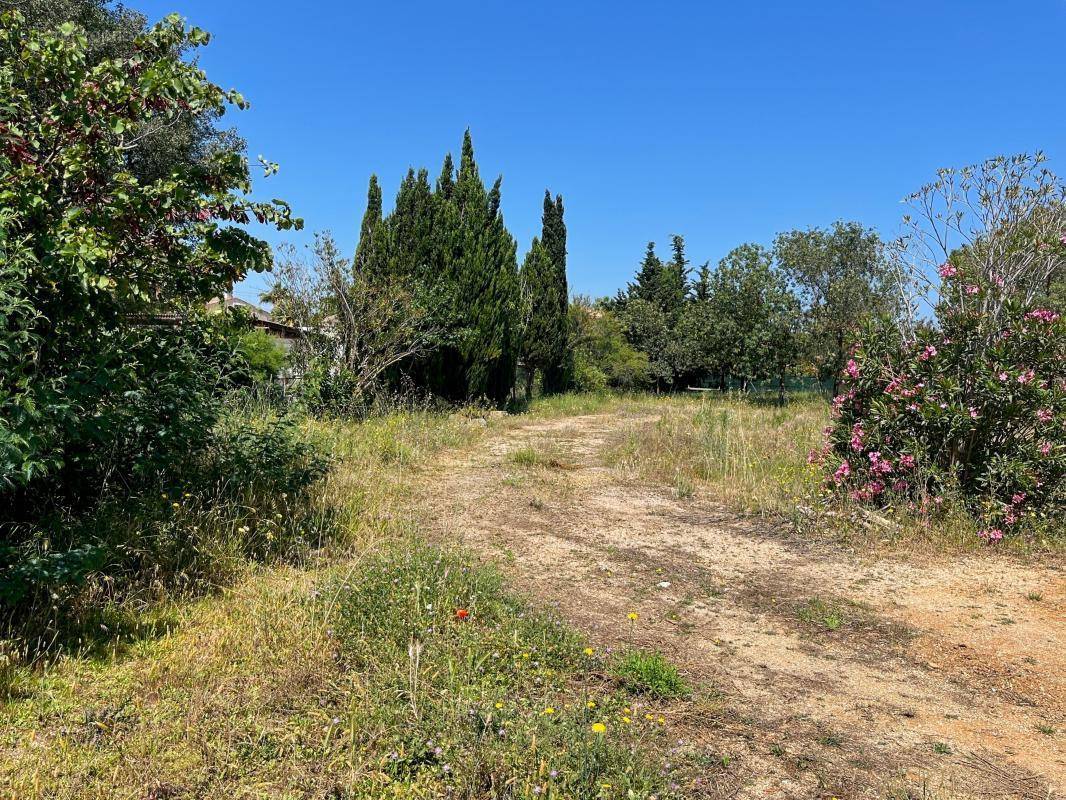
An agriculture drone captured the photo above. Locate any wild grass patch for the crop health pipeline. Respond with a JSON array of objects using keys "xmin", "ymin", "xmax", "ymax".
[
  {"xmin": 612, "ymin": 649, "xmax": 690, "ymax": 698},
  {"xmin": 327, "ymin": 539, "xmax": 681, "ymax": 798}
]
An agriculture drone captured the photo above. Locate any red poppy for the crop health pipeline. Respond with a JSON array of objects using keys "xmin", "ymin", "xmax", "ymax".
[{"xmin": 454, "ymin": 608, "xmax": 470, "ymax": 621}]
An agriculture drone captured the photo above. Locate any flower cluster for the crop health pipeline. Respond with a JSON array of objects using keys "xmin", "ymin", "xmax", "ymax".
[{"xmin": 816, "ymin": 261, "xmax": 1064, "ymax": 540}]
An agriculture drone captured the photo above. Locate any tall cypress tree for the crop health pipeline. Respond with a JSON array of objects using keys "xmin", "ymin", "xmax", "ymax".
[
  {"xmin": 353, "ymin": 174, "xmax": 382, "ymax": 273},
  {"xmin": 540, "ymin": 191, "xmax": 571, "ymax": 393}
]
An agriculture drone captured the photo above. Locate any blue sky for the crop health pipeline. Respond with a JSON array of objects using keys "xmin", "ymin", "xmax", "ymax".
[{"xmin": 135, "ymin": 0, "xmax": 1066, "ymax": 302}]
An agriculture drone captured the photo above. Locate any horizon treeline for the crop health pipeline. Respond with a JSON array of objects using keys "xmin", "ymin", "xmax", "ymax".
[{"xmin": 572, "ymin": 222, "xmax": 898, "ymax": 396}]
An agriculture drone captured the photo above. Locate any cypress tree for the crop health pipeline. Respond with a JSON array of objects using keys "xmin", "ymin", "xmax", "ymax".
[
  {"xmin": 353, "ymin": 174, "xmax": 382, "ymax": 273},
  {"xmin": 539, "ymin": 191, "xmax": 571, "ymax": 393}
]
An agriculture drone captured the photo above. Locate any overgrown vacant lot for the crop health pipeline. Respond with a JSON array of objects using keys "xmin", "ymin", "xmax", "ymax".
[{"xmin": 2, "ymin": 395, "xmax": 1063, "ymax": 799}]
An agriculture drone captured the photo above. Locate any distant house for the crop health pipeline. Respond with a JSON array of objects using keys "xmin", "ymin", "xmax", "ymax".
[{"xmin": 205, "ymin": 292, "xmax": 302, "ymax": 351}]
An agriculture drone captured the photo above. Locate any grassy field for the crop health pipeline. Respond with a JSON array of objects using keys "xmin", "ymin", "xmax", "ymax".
[
  {"xmin": 2, "ymin": 391, "xmax": 1058, "ymax": 799},
  {"xmin": 0, "ymin": 405, "xmax": 694, "ymax": 799}
]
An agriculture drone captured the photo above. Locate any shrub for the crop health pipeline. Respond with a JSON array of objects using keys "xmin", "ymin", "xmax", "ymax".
[
  {"xmin": 820, "ymin": 281, "xmax": 1064, "ymax": 539},
  {"xmin": 0, "ymin": 411, "xmax": 332, "ymax": 641}
]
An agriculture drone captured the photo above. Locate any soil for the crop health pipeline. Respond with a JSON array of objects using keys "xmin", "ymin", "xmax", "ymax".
[{"xmin": 418, "ymin": 407, "xmax": 1066, "ymax": 800}]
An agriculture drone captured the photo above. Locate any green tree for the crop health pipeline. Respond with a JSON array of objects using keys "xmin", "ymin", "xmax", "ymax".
[
  {"xmin": 773, "ymin": 221, "xmax": 896, "ymax": 395},
  {"xmin": 353, "ymin": 174, "xmax": 382, "ymax": 273},
  {"xmin": 522, "ymin": 191, "xmax": 570, "ymax": 396},
  {"xmin": 708, "ymin": 244, "xmax": 799, "ymax": 390},
  {"xmin": 568, "ymin": 297, "xmax": 649, "ymax": 391},
  {"xmin": 0, "ymin": 11, "xmax": 299, "ymax": 501}
]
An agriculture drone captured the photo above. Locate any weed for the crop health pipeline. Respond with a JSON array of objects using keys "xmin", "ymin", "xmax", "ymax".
[
  {"xmin": 932, "ymin": 741, "xmax": 952, "ymax": 754},
  {"xmin": 798, "ymin": 597, "xmax": 845, "ymax": 631},
  {"xmin": 613, "ymin": 649, "xmax": 690, "ymax": 698},
  {"xmin": 1036, "ymin": 724, "xmax": 1055, "ymax": 735}
]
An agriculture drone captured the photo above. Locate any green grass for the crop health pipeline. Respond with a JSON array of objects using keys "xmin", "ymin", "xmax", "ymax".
[
  {"xmin": 612, "ymin": 649, "xmax": 690, "ymax": 699},
  {"xmin": 327, "ymin": 540, "xmax": 681, "ymax": 798},
  {"xmin": 0, "ymin": 405, "xmax": 694, "ymax": 799},
  {"xmin": 797, "ymin": 597, "xmax": 846, "ymax": 631}
]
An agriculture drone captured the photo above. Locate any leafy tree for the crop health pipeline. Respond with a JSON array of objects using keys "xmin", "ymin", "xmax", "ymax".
[
  {"xmin": 0, "ymin": 11, "xmax": 299, "ymax": 503},
  {"xmin": 708, "ymin": 244, "xmax": 799, "ymax": 390},
  {"xmin": 237, "ymin": 329, "xmax": 287, "ymax": 383},
  {"xmin": 20, "ymin": 0, "xmax": 246, "ymax": 186},
  {"xmin": 774, "ymin": 221, "xmax": 896, "ymax": 395},
  {"xmin": 569, "ymin": 297, "xmax": 649, "ymax": 391}
]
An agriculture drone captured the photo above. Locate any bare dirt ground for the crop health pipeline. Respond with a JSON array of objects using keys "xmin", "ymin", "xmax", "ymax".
[{"xmin": 419, "ymin": 407, "xmax": 1065, "ymax": 800}]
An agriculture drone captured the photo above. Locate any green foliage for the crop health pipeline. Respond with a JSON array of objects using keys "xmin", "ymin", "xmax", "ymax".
[
  {"xmin": 332, "ymin": 540, "xmax": 679, "ymax": 798},
  {"xmin": 821, "ymin": 275, "xmax": 1064, "ymax": 539},
  {"xmin": 774, "ymin": 221, "xmax": 896, "ymax": 393},
  {"xmin": 1, "ymin": 410, "xmax": 331, "ymax": 627},
  {"xmin": 569, "ymin": 298, "xmax": 650, "ymax": 392},
  {"xmin": 522, "ymin": 191, "xmax": 571, "ymax": 395},
  {"xmin": 0, "ymin": 10, "xmax": 299, "ymax": 500},
  {"xmin": 352, "ymin": 131, "xmax": 522, "ymax": 405},
  {"xmin": 613, "ymin": 649, "xmax": 690, "ymax": 698},
  {"xmin": 237, "ymin": 329, "xmax": 287, "ymax": 382}
]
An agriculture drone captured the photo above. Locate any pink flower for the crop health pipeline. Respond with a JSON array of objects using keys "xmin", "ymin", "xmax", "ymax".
[
  {"xmin": 832, "ymin": 460, "xmax": 852, "ymax": 484},
  {"xmin": 891, "ymin": 479, "xmax": 908, "ymax": 492},
  {"xmin": 964, "ymin": 284, "xmax": 980, "ymax": 296},
  {"xmin": 919, "ymin": 345, "xmax": 937, "ymax": 361},
  {"xmin": 969, "ymin": 407, "xmax": 979, "ymax": 419},
  {"xmin": 938, "ymin": 262, "xmax": 958, "ymax": 279},
  {"xmin": 1039, "ymin": 442, "xmax": 1052, "ymax": 455},
  {"xmin": 998, "ymin": 372, "xmax": 1009, "ymax": 382},
  {"xmin": 1025, "ymin": 308, "xmax": 1060, "ymax": 323},
  {"xmin": 1011, "ymin": 492, "xmax": 1026, "ymax": 505},
  {"xmin": 1037, "ymin": 408, "xmax": 1053, "ymax": 423},
  {"xmin": 849, "ymin": 422, "xmax": 865, "ymax": 452},
  {"xmin": 978, "ymin": 528, "xmax": 1004, "ymax": 542},
  {"xmin": 865, "ymin": 480, "xmax": 884, "ymax": 496},
  {"xmin": 1017, "ymin": 369, "xmax": 1035, "ymax": 385},
  {"xmin": 899, "ymin": 454, "xmax": 915, "ymax": 469},
  {"xmin": 845, "ymin": 359, "xmax": 860, "ymax": 380}
]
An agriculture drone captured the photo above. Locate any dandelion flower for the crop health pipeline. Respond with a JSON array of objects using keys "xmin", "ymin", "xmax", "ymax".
[
  {"xmin": 542, "ymin": 707, "xmax": 555, "ymax": 715},
  {"xmin": 583, "ymin": 647, "xmax": 594, "ymax": 656},
  {"xmin": 591, "ymin": 722, "xmax": 606, "ymax": 733},
  {"xmin": 627, "ymin": 612, "xmax": 639, "ymax": 622},
  {"xmin": 622, "ymin": 716, "xmax": 632, "ymax": 724}
]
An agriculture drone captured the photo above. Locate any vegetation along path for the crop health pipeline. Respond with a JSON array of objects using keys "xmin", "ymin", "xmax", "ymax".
[{"xmin": 421, "ymin": 400, "xmax": 1065, "ymax": 799}]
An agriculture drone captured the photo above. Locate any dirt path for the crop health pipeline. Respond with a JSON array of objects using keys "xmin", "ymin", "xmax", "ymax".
[{"xmin": 419, "ymin": 408, "xmax": 1065, "ymax": 800}]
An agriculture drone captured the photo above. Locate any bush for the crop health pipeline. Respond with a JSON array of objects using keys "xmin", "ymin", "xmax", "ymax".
[
  {"xmin": 0, "ymin": 411, "xmax": 332, "ymax": 640},
  {"xmin": 820, "ymin": 276, "xmax": 1064, "ymax": 539}
]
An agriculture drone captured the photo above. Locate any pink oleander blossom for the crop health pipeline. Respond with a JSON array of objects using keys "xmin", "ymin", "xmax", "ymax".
[
  {"xmin": 850, "ymin": 422, "xmax": 865, "ymax": 452},
  {"xmin": 1037, "ymin": 408, "xmax": 1053, "ymax": 423},
  {"xmin": 1025, "ymin": 308, "xmax": 1059, "ymax": 323},
  {"xmin": 938, "ymin": 262, "xmax": 958, "ymax": 278},
  {"xmin": 845, "ymin": 359, "xmax": 860, "ymax": 379},
  {"xmin": 832, "ymin": 460, "xmax": 852, "ymax": 484},
  {"xmin": 964, "ymin": 284, "xmax": 980, "ymax": 296},
  {"xmin": 1039, "ymin": 442, "xmax": 1052, "ymax": 455},
  {"xmin": 1017, "ymin": 369, "xmax": 1035, "ymax": 385},
  {"xmin": 919, "ymin": 345, "xmax": 937, "ymax": 361},
  {"xmin": 899, "ymin": 454, "xmax": 915, "ymax": 469}
]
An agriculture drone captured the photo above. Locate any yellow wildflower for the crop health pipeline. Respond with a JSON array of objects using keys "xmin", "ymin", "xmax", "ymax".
[
  {"xmin": 583, "ymin": 647, "xmax": 594, "ymax": 656},
  {"xmin": 627, "ymin": 612, "xmax": 639, "ymax": 621},
  {"xmin": 542, "ymin": 707, "xmax": 555, "ymax": 715},
  {"xmin": 586, "ymin": 701, "xmax": 596, "ymax": 709},
  {"xmin": 622, "ymin": 716, "xmax": 631, "ymax": 724},
  {"xmin": 591, "ymin": 722, "xmax": 606, "ymax": 733}
]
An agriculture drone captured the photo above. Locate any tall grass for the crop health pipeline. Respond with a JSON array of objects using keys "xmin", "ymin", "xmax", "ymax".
[{"xmin": 609, "ymin": 394, "xmax": 828, "ymax": 517}]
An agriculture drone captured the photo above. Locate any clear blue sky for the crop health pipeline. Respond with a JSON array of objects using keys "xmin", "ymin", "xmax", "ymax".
[{"xmin": 135, "ymin": 0, "xmax": 1066, "ymax": 302}]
